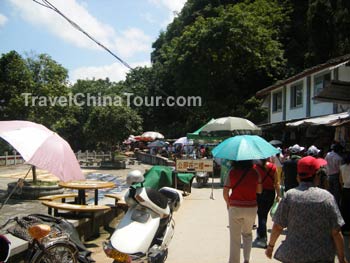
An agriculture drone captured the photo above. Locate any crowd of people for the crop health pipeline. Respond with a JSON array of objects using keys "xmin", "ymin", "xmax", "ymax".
[
  {"xmin": 223, "ymin": 141, "xmax": 350, "ymax": 263},
  {"xmin": 148, "ymin": 143, "xmax": 212, "ymax": 160}
]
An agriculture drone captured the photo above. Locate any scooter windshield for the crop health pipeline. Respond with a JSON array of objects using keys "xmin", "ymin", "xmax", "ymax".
[{"xmin": 131, "ymin": 206, "xmax": 150, "ymax": 223}]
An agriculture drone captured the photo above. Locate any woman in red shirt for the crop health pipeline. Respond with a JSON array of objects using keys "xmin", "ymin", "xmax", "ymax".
[
  {"xmin": 254, "ymin": 159, "xmax": 280, "ymax": 248},
  {"xmin": 223, "ymin": 160, "xmax": 262, "ymax": 263}
]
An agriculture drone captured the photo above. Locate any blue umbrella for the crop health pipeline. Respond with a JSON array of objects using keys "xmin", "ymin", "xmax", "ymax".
[
  {"xmin": 147, "ymin": 140, "xmax": 167, "ymax": 148},
  {"xmin": 212, "ymin": 135, "xmax": 279, "ymax": 161}
]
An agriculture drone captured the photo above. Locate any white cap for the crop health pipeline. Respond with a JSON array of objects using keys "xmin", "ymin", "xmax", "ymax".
[
  {"xmin": 307, "ymin": 145, "xmax": 320, "ymax": 156},
  {"xmin": 289, "ymin": 144, "xmax": 305, "ymax": 154}
]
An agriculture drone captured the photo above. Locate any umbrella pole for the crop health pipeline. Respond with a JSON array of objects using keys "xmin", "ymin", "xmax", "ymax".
[
  {"xmin": 210, "ymin": 171, "xmax": 215, "ymax": 200},
  {"xmin": 0, "ymin": 167, "xmax": 31, "ymax": 212}
]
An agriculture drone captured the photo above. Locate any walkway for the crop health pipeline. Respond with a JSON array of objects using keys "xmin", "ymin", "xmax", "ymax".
[
  {"xmin": 167, "ymin": 177, "xmax": 281, "ymax": 263},
  {"xmin": 0, "ymin": 164, "xmax": 349, "ymax": 262}
]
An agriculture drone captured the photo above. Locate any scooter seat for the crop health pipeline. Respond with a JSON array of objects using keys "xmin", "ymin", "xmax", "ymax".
[{"xmin": 158, "ymin": 187, "xmax": 183, "ymax": 212}]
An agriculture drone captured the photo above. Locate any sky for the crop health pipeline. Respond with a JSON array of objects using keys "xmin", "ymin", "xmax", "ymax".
[{"xmin": 0, "ymin": 0, "xmax": 187, "ymax": 84}]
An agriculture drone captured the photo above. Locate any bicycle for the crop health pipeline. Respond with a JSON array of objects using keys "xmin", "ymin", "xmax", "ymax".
[
  {"xmin": 26, "ymin": 224, "xmax": 78, "ymax": 263},
  {"xmin": 1, "ymin": 218, "xmax": 78, "ymax": 263}
]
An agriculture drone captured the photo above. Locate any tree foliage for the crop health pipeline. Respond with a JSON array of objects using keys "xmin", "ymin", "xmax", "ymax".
[
  {"xmin": 70, "ymin": 78, "xmax": 143, "ymax": 150},
  {"xmin": 1, "ymin": 0, "xmax": 350, "ymax": 143},
  {"xmin": 149, "ymin": 0, "xmax": 287, "ymax": 135}
]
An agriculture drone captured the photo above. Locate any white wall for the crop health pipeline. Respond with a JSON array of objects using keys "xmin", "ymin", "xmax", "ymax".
[
  {"xmin": 338, "ymin": 65, "xmax": 350, "ymax": 81},
  {"xmin": 267, "ymin": 63, "xmax": 350, "ymax": 124},
  {"xmin": 310, "ymin": 69, "xmax": 334, "ymax": 116},
  {"xmin": 285, "ymin": 79, "xmax": 307, "ymax": 120},
  {"xmin": 270, "ymin": 87, "xmax": 284, "ymax": 123},
  {"xmin": 271, "ymin": 111, "xmax": 283, "ymax": 123}
]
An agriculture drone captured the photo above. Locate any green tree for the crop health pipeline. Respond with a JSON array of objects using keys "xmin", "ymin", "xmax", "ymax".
[
  {"xmin": 0, "ymin": 51, "xmax": 32, "ymax": 120},
  {"xmin": 70, "ymin": 78, "xmax": 144, "ymax": 150},
  {"xmin": 83, "ymin": 105, "xmax": 142, "ymax": 155},
  {"xmin": 150, "ymin": 0, "xmax": 287, "ymax": 133},
  {"xmin": 25, "ymin": 52, "xmax": 77, "ymax": 135}
]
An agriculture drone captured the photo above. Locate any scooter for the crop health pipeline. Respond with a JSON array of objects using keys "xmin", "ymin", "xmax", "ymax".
[
  {"xmin": 104, "ymin": 170, "xmax": 183, "ymax": 263},
  {"xmin": 195, "ymin": 171, "xmax": 209, "ymax": 187}
]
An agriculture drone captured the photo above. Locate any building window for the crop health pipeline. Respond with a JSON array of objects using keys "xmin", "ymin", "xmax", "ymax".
[
  {"xmin": 272, "ymin": 91, "xmax": 282, "ymax": 112},
  {"xmin": 314, "ymin": 73, "xmax": 331, "ymax": 103},
  {"xmin": 290, "ymin": 82, "xmax": 303, "ymax": 108}
]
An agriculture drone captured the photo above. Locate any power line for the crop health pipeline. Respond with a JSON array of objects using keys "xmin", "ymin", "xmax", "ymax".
[{"xmin": 33, "ymin": 0, "xmax": 132, "ymax": 70}]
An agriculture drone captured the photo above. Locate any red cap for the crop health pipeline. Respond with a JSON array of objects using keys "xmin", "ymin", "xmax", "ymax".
[
  {"xmin": 314, "ymin": 158, "xmax": 327, "ymax": 169},
  {"xmin": 297, "ymin": 156, "xmax": 327, "ymax": 178}
]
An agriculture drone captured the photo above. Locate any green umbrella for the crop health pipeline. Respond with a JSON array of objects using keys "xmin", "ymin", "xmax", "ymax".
[
  {"xmin": 200, "ymin": 116, "xmax": 261, "ymax": 137},
  {"xmin": 186, "ymin": 118, "xmax": 215, "ymax": 140},
  {"xmin": 212, "ymin": 135, "xmax": 279, "ymax": 161}
]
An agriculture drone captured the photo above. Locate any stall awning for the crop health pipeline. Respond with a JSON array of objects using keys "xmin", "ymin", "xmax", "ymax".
[
  {"xmin": 286, "ymin": 112, "xmax": 350, "ymax": 127},
  {"xmin": 313, "ymin": 80, "xmax": 350, "ymax": 104}
]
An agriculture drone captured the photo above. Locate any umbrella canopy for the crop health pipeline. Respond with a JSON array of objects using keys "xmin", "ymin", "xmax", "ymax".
[
  {"xmin": 147, "ymin": 140, "xmax": 167, "ymax": 148},
  {"xmin": 269, "ymin": 139, "xmax": 283, "ymax": 146},
  {"xmin": 141, "ymin": 131, "xmax": 164, "ymax": 141},
  {"xmin": 187, "ymin": 119, "xmax": 216, "ymax": 140},
  {"xmin": 200, "ymin": 116, "xmax": 261, "ymax": 137},
  {"xmin": 174, "ymin": 137, "xmax": 194, "ymax": 145},
  {"xmin": 212, "ymin": 135, "xmax": 280, "ymax": 161},
  {"xmin": 0, "ymin": 121, "xmax": 84, "ymax": 182}
]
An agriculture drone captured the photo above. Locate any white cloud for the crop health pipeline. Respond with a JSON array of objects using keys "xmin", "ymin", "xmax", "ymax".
[
  {"xmin": 0, "ymin": 13, "xmax": 8, "ymax": 27},
  {"xmin": 115, "ymin": 28, "xmax": 152, "ymax": 58},
  {"xmin": 148, "ymin": 0, "xmax": 186, "ymax": 28},
  {"xmin": 8, "ymin": 0, "xmax": 152, "ymax": 58},
  {"xmin": 142, "ymin": 12, "xmax": 156, "ymax": 24},
  {"xmin": 70, "ymin": 60, "xmax": 151, "ymax": 83},
  {"xmin": 148, "ymin": 0, "xmax": 186, "ymax": 13}
]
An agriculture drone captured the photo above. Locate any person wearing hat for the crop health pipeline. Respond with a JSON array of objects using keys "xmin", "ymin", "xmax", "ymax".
[
  {"xmin": 282, "ymin": 144, "xmax": 304, "ymax": 192},
  {"xmin": 307, "ymin": 145, "xmax": 329, "ymax": 189},
  {"xmin": 265, "ymin": 156, "xmax": 347, "ymax": 263}
]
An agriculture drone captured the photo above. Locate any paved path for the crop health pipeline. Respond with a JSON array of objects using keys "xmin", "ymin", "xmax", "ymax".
[
  {"xmin": 0, "ymin": 164, "xmax": 349, "ymax": 263},
  {"xmin": 167, "ymin": 178, "xmax": 281, "ymax": 263}
]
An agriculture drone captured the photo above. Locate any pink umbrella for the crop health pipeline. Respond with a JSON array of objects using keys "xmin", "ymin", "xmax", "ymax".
[
  {"xmin": 0, "ymin": 120, "xmax": 84, "ymax": 182},
  {"xmin": 141, "ymin": 131, "xmax": 164, "ymax": 141}
]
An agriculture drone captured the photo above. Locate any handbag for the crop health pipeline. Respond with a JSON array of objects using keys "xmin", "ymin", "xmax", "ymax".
[
  {"xmin": 269, "ymin": 199, "xmax": 279, "ymax": 218},
  {"xmin": 270, "ymin": 184, "xmax": 285, "ymax": 218}
]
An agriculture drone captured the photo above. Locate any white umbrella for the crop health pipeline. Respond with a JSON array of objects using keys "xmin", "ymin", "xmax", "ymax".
[
  {"xmin": 0, "ymin": 121, "xmax": 84, "ymax": 182},
  {"xmin": 174, "ymin": 137, "xmax": 193, "ymax": 145},
  {"xmin": 200, "ymin": 116, "xmax": 261, "ymax": 137}
]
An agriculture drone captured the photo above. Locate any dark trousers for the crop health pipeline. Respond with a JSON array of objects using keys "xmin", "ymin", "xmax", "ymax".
[
  {"xmin": 341, "ymin": 188, "xmax": 350, "ymax": 232},
  {"xmin": 328, "ymin": 173, "xmax": 341, "ymax": 205},
  {"xmin": 257, "ymin": 189, "xmax": 275, "ymax": 238}
]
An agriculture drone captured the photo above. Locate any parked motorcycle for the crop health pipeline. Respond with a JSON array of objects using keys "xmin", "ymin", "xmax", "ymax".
[
  {"xmin": 195, "ymin": 171, "xmax": 209, "ymax": 187},
  {"xmin": 104, "ymin": 170, "xmax": 183, "ymax": 263}
]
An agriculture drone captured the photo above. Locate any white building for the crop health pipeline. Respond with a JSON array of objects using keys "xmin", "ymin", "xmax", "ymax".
[
  {"xmin": 256, "ymin": 54, "xmax": 350, "ymax": 124},
  {"xmin": 256, "ymin": 54, "xmax": 350, "ymax": 149}
]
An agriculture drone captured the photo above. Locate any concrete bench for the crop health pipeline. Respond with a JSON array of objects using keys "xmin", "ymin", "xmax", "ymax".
[
  {"xmin": 39, "ymin": 193, "xmax": 88, "ymax": 215},
  {"xmin": 104, "ymin": 193, "xmax": 122, "ymax": 204},
  {"xmin": 41, "ymin": 201, "xmax": 112, "ymax": 239},
  {"xmin": 104, "ymin": 193, "xmax": 129, "ymax": 213},
  {"xmin": 38, "ymin": 193, "xmax": 81, "ymax": 201},
  {"xmin": 41, "ymin": 201, "xmax": 111, "ymax": 214}
]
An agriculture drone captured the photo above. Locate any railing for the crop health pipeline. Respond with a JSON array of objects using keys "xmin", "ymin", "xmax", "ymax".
[
  {"xmin": 0, "ymin": 151, "xmax": 112, "ymax": 167},
  {"xmin": 75, "ymin": 150, "xmax": 112, "ymax": 162},
  {"xmin": 0, "ymin": 152, "xmax": 25, "ymax": 166},
  {"xmin": 134, "ymin": 151, "xmax": 175, "ymax": 166}
]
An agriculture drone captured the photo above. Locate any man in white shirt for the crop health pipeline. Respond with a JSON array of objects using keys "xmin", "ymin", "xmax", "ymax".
[{"xmin": 325, "ymin": 143, "xmax": 343, "ymax": 205}]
